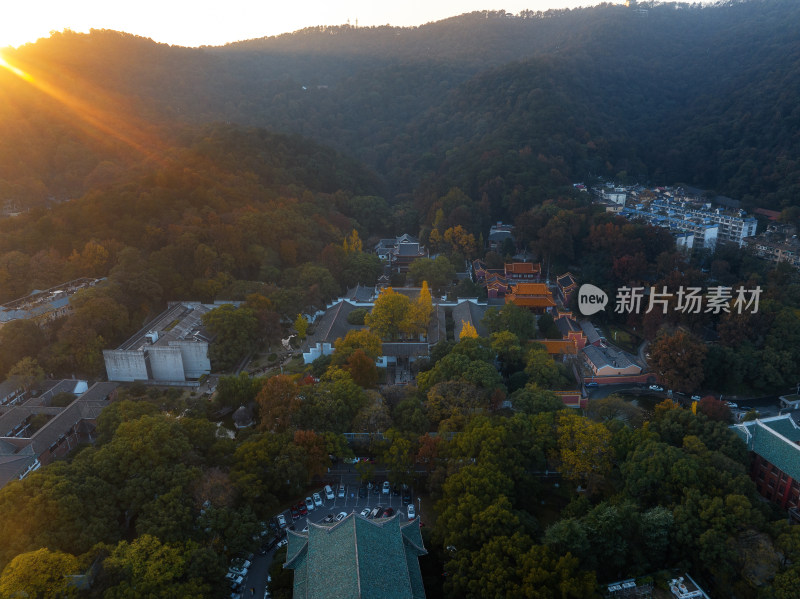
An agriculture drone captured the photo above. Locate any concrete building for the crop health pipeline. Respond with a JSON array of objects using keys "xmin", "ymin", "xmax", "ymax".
[
  {"xmin": 621, "ymin": 205, "xmax": 719, "ymax": 250},
  {"xmin": 744, "ymin": 236, "xmax": 800, "ymax": 269},
  {"xmin": 0, "ymin": 382, "xmax": 117, "ymax": 488},
  {"xmin": 602, "ymin": 188, "xmax": 627, "ymax": 205},
  {"xmin": 104, "ymin": 302, "xmax": 216, "ymax": 384},
  {"xmin": 621, "ymin": 197, "xmax": 756, "ymax": 248}
]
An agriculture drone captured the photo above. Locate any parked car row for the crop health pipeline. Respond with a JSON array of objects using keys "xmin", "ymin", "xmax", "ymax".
[
  {"xmin": 225, "ymin": 556, "xmax": 252, "ymax": 594},
  {"xmin": 356, "ymin": 504, "xmax": 414, "ymax": 521}
]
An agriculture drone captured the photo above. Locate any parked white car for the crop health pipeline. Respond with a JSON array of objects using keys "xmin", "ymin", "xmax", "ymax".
[{"xmin": 313, "ymin": 492, "xmax": 323, "ymax": 507}]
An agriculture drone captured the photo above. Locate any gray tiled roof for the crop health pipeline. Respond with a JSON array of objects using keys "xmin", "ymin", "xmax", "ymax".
[
  {"xmin": 555, "ymin": 316, "xmax": 581, "ymax": 337},
  {"xmin": 579, "ymin": 320, "xmax": 602, "ymax": 344},
  {"xmin": 583, "ymin": 345, "xmax": 638, "ymax": 372},
  {"xmin": 451, "ymin": 301, "xmax": 490, "ymax": 338},
  {"xmin": 285, "ymin": 513, "xmax": 426, "ymax": 599},
  {"xmin": 305, "ymin": 301, "xmax": 364, "ymax": 348},
  {"xmin": 0, "ymin": 382, "xmax": 115, "ymax": 489},
  {"xmin": 396, "ymin": 243, "xmax": 423, "ymax": 257},
  {"xmin": 557, "ymin": 273, "xmax": 576, "ymax": 289},
  {"xmin": 0, "ymin": 451, "xmax": 37, "ymax": 488},
  {"xmin": 0, "ymin": 379, "xmax": 22, "ymax": 401},
  {"xmin": 733, "ymin": 415, "xmax": 800, "ymax": 480}
]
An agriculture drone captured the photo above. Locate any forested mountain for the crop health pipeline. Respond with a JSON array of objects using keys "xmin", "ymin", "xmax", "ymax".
[
  {"xmin": 4, "ymin": 3, "xmax": 800, "ymax": 597},
  {"xmin": 2, "ymin": 0, "xmax": 800, "ymax": 215}
]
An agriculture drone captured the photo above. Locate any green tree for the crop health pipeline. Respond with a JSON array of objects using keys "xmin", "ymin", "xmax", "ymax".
[
  {"xmin": 0, "ymin": 548, "xmax": 81, "ymax": 599},
  {"xmin": 524, "ymin": 345, "xmax": 566, "ymax": 389},
  {"xmin": 482, "ymin": 303, "xmax": 536, "ymax": 342},
  {"xmin": 510, "ymin": 386, "xmax": 565, "ymax": 415},
  {"xmin": 490, "ymin": 330, "xmax": 524, "ymax": 375},
  {"xmin": 557, "ymin": 412, "xmax": 612, "ymax": 492},
  {"xmin": 215, "ymin": 372, "xmax": 262, "ymax": 410},
  {"xmin": 408, "ymin": 256, "xmax": 456, "ymax": 293},
  {"xmin": 202, "ymin": 304, "xmax": 259, "ymax": 370},
  {"xmin": 0, "ymin": 320, "xmax": 46, "ymax": 377},
  {"xmin": 381, "ymin": 431, "xmax": 416, "ymax": 485},
  {"xmin": 6, "ymin": 356, "xmax": 44, "ymax": 393},
  {"xmin": 101, "ymin": 535, "xmax": 211, "ymax": 598},
  {"xmin": 230, "ymin": 432, "xmax": 308, "ymax": 508}
]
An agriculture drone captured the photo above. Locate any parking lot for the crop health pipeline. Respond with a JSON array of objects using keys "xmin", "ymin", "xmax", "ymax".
[{"xmin": 278, "ymin": 481, "xmax": 418, "ymax": 528}]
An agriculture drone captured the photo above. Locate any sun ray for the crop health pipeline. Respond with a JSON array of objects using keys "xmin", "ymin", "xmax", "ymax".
[{"xmin": 0, "ymin": 50, "xmax": 166, "ymax": 163}]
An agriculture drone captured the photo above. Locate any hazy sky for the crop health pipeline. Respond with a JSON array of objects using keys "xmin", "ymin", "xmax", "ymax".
[{"xmin": 1, "ymin": 1, "xmax": 627, "ymax": 49}]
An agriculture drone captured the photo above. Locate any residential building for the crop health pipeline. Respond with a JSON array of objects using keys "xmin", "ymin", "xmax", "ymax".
[
  {"xmin": 621, "ymin": 205, "xmax": 719, "ymax": 250},
  {"xmin": 0, "ymin": 380, "xmax": 23, "ymax": 407},
  {"xmin": 744, "ymin": 235, "xmax": 800, "ymax": 269},
  {"xmin": 732, "ymin": 415, "xmax": 800, "ymax": 511},
  {"xmin": 602, "ymin": 188, "xmax": 627, "ymax": 205},
  {"xmin": 103, "ymin": 301, "xmax": 217, "ymax": 384},
  {"xmin": 284, "ymin": 512, "xmax": 427, "ymax": 599},
  {"xmin": 620, "ymin": 196, "xmax": 757, "ymax": 248},
  {"xmin": 0, "ymin": 277, "xmax": 102, "ymax": 330},
  {"xmin": 0, "ymin": 382, "xmax": 117, "ymax": 488}
]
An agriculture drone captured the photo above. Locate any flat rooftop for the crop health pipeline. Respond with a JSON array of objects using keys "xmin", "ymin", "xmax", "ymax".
[{"xmin": 118, "ymin": 302, "xmax": 215, "ymax": 351}]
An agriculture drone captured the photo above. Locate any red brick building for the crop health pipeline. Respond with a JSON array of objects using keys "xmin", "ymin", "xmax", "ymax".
[{"xmin": 732, "ymin": 415, "xmax": 800, "ymax": 511}]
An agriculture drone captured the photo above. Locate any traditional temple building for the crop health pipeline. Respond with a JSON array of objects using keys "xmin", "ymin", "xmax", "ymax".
[
  {"xmin": 284, "ymin": 512, "xmax": 427, "ymax": 599},
  {"xmin": 504, "ymin": 262, "xmax": 541, "ymax": 282},
  {"xmin": 505, "ymin": 282, "xmax": 556, "ymax": 313},
  {"xmin": 556, "ymin": 272, "xmax": 578, "ymax": 307}
]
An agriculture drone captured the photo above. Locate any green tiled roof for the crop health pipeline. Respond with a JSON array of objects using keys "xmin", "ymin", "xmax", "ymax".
[
  {"xmin": 733, "ymin": 416, "xmax": 800, "ymax": 480},
  {"xmin": 284, "ymin": 513, "xmax": 427, "ymax": 599}
]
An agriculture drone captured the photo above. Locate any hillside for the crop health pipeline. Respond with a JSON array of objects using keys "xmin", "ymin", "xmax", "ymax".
[{"xmin": 1, "ymin": 1, "xmax": 799, "ymax": 214}]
